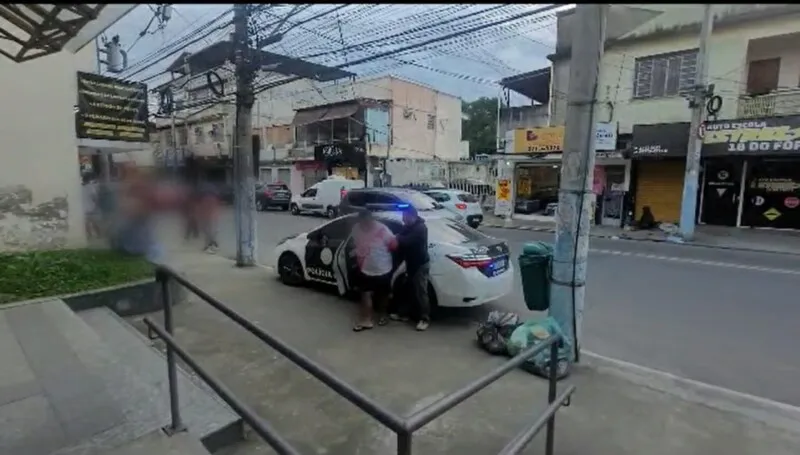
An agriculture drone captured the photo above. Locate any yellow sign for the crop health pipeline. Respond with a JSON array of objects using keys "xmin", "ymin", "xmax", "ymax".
[
  {"xmin": 496, "ymin": 179, "xmax": 511, "ymax": 202},
  {"xmin": 513, "ymin": 126, "xmax": 565, "ymax": 154},
  {"xmin": 763, "ymin": 207, "xmax": 782, "ymax": 221}
]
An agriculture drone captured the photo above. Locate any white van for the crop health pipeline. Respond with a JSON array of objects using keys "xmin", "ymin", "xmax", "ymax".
[{"xmin": 290, "ymin": 176, "xmax": 365, "ymax": 218}]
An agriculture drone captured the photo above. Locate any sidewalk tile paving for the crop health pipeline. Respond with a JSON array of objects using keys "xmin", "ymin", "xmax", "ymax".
[{"xmin": 138, "ymin": 246, "xmax": 800, "ymax": 455}]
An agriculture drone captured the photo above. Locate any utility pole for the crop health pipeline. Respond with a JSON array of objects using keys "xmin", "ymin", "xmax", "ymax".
[
  {"xmin": 678, "ymin": 4, "xmax": 714, "ymax": 241},
  {"xmin": 550, "ymin": 4, "xmax": 606, "ymax": 363},
  {"xmin": 232, "ymin": 3, "xmax": 257, "ymax": 267}
]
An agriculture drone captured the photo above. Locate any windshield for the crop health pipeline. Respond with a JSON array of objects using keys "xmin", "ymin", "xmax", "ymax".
[
  {"xmin": 267, "ymin": 184, "xmax": 288, "ymax": 191},
  {"xmin": 395, "ymin": 190, "xmax": 443, "ymax": 211}
]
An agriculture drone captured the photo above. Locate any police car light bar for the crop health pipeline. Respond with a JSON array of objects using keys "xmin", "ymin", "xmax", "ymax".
[{"xmin": 364, "ymin": 203, "xmax": 411, "ymax": 212}]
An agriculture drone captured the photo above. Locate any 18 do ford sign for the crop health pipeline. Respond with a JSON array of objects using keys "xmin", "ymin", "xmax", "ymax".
[{"xmin": 702, "ymin": 118, "xmax": 800, "ymax": 156}]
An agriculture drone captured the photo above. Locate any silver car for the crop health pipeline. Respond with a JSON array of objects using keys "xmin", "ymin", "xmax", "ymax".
[{"xmin": 424, "ymin": 189, "xmax": 484, "ymax": 228}]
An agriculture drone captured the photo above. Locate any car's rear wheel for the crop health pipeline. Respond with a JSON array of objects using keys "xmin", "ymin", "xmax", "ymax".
[
  {"xmin": 256, "ymin": 200, "xmax": 264, "ymax": 211},
  {"xmin": 290, "ymin": 204, "xmax": 300, "ymax": 215},
  {"xmin": 277, "ymin": 253, "xmax": 304, "ymax": 286}
]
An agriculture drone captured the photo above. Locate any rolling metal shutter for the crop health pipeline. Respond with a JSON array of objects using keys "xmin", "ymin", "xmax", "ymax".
[{"xmin": 635, "ymin": 160, "xmax": 685, "ymax": 224}]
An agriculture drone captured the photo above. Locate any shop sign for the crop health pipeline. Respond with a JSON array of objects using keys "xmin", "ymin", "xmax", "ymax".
[
  {"xmin": 630, "ymin": 122, "xmax": 690, "ymax": 160},
  {"xmin": 785, "ymin": 196, "xmax": 800, "ymax": 209},
  {"xmin": 75, "ymin": 71, "xmax": 149, "ymax": 142},
  {"xmin": 594, "ymin": 122, "xmax": 617, "ymax": 151},
  {"xmin": 512, "ymin": 126, "xmax": 564, "ymax": 154},
  {"xmin": 494, "ymin": 178, "xmax": 512, "ymax": 216},
  {"xmin": 702, "ymin": 116, "xmax": 800, "ymax": 157},
  {"xmin": 313, "ymin": 142, "xmax": 366, "ymax": 169}
]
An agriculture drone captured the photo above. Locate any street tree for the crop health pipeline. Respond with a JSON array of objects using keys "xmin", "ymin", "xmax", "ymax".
[{"xmin": 461, "ymin": 97, "xmax": 498, "ymax": 156}]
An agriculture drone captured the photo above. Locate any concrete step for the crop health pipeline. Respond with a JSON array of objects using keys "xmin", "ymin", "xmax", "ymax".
[
  {"xmin": 75, "ymin": 307, "xmax": 244, "ymax": 454},
  {"xmin": 0, "ymin": 299, "xmax": 241, "ymax": 455},
  {"xmin": 100, "ymin": 430, "xmax": 210, "ymax": 455}
]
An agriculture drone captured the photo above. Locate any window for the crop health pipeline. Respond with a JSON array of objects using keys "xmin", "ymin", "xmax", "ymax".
[
  {"xmin": 302, "ymin": 188, "xmax": 317, "ymax": 198},
  {"xmin": 178, "ymin": 128, "xmax": 188, "ymax": 146},
  {"xmin": 344, "ymin": 191, "xmax": 366, "ymax": 207},
  {"xmin": 633, "ymin": 49, "xmax": 697, "ymax": 99},
  {"xmin": 747, "ymin": 58, "xmax": 780, "ymax": 95},
  {"xmin": 427, "ymin": 114, "xmax": 436, "ymax": 130},
  {"xmin": 313, "ymin": 216, "xmax": 354, "ymax": 241},
  {"xmin": 426, "ymin": 192, "xmax": 451, "ymax": 202},
  {"xmin": 194, "ymin": 126, "xmax": 205, "ymax": 144},
  {"xmin": 163, "ymin": 131, "xmax": 174, "ymax": 147},
  {"xmin": 457, "ymin": 193, "xmax": 479, "ymax": 203},
  {"xmin": 210, "ymin": 123, "xmax": 224, "ymax": 141}
]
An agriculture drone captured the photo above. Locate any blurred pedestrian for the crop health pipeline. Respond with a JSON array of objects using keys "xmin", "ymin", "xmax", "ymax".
[
  {"xmin": 82, "ymin": 173, "xmax": 102, "ymax": 239},
  {"xmin": 197, "ymin": 180, "xmax": 221, "ymax": 254}
]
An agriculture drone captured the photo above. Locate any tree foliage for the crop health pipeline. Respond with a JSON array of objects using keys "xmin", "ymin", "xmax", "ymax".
[{"xmin": 461, "ymin": 97, "xmax": 498, "ymax": 156}]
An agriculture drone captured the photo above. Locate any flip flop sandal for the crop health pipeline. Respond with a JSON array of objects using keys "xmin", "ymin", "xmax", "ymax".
[
  {"xmin": 377, "ymin": 316, "xmax": 389, "ymax": 326},
  {"xmin": 353, "ymin": 323, "xmax": 374, "ymax": 332}
]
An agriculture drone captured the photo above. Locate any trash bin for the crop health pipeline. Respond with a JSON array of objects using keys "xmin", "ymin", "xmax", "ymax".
[{"xmin": 518, "ymin": 241, "xmax": 553, "ymax": 311}]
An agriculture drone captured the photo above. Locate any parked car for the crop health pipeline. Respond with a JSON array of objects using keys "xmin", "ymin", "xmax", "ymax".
[
  {"xmin": 255, "ymin": 182, "xmax": 292, "ymax": 211},
  {"xmin": 424, "ymin": 189, "xmax": 484, "ymax": 228},
  {"xmin": 339, "ymin": 187, "xmax": 463, "ymax": 223},
  {"xmin": 290, "ymin": 176, "xmax": 365, "ymax": 218},
  {"xmin": 273, "ymin": 210, "xmax": 513, "ymax": 309}
]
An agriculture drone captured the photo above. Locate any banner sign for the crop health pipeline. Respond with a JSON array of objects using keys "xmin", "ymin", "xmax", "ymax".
[
  {"xmin": 494, "ymin": 178, "xmax": 512, "ymax": 216},
  {"xmin": 314, "ymin": 142, "xmax": 366, "ymax": 170},
  {"xmin": 512, "ymin": 126, "xmax": 564, "ymax": 153},
  {"xmin": 594, "ymin": 122, "xmax": 617, "ymax": 151},
  {"xmin": 75, "ymin": 72, "xmax": 149, "ymax": 142},
  {"xmin": 630, "ymin": 122, "xmax": 690, "ymax": 159},
  {"xmin": 702, "ymin": 116, "xmax": 800, "ymax": 157}
]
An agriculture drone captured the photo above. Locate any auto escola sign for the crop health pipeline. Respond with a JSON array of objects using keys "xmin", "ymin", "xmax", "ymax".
[{"xmin": 702, "ymin": 116, "xmax": 800, "ymax": 156}]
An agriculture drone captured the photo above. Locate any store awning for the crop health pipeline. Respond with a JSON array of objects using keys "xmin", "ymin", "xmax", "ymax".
[
  {"xmin": 0, "ymin": 4, "xmax": 134, "ymax": 63},
  {"xmin": 291, "ymin": 102, "xmax": 360, "ymax": 127}
]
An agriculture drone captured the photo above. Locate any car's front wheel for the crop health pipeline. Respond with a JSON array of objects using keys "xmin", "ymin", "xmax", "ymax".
[
  {"xmin": 326, "ymin": 206, "xmax": 337, "ymax": 219},
  {"xmin": 277, "ymin": 253, "xmax": 304, "ymax": 286},
  {"xmin": 290, "ymin": 204, "xmax": 300, "ymax": 215}
]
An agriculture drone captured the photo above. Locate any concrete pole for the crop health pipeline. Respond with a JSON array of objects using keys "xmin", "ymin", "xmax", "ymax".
[
  {"xmin": 549, "ymin": 4, "xmax": 606, "ymax": 363},
  {"xmin": 678, "ymin": 4, "xmax": 714, "ymax": 241},
  {"xmin": 170, "ymin": 71, "xmax": 178, "ymax": 180},
  {"xmin": 232, "ymin": 3, "xmax": 257, "ymax": 266}
]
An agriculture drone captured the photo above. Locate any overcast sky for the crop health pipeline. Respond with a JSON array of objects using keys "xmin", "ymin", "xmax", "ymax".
[{"xmin": 106, "ymin": 4, "xmax": 563, "ymax": 105}]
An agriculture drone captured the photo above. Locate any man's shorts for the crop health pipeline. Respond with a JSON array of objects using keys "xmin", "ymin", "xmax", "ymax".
[{"xmin": 355, "ymin": 270, "xmax": 393, "ymax": 296}]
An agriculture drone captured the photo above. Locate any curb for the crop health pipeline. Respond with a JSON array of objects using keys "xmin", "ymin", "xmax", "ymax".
[
  {"xmin": 582, "ymin": 350, "xmax": 800, "ymax": 436},
  {"xmin": 480, "ymin": 222, "xmax": 800, "ymax": 257}
]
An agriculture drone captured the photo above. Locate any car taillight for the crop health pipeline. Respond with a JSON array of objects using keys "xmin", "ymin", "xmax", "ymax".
[
  {"xmin": 455, "ymin": 203, "xmax": 467, "ymax": 210},
  {"xmin": 447, "ymin": 253, "xmax": 493, "ymax": 268},
  {"xmin": 264, "ymin": 190, "xmax": 273, "ymax": 197}
]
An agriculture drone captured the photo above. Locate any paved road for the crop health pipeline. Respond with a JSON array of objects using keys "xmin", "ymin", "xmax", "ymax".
[{"xmin": 205, "ymin": 209, "xmax": 800, "ymax": 406}]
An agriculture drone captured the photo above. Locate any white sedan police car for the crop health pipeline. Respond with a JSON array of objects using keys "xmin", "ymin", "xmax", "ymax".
[{"xmin": 273, "ymin": 210, "xmax": 513, "ymax": 308}]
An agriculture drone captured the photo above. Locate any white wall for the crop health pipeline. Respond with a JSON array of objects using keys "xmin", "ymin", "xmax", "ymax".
[
  {"xmin": 551, "ymin": 7, "xmax": 800, "ymax": 131},
  {"xmin": 0, "ymin": 46, "xmax": 96, "ymax": 251}
]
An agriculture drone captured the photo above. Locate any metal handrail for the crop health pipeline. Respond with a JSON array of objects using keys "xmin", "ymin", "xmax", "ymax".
[{"xmin": 149, "ymin": 264, "xmax": 575, "ymax": 455}]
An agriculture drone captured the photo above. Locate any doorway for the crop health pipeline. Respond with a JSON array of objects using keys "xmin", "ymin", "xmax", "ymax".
[
  {"xmin": 601, "ymin": 165, "xmax": 626, "ymax": 226},
  {"xmin": 701, "ymin": 160, "xmax": 741, "ymax": 226}
]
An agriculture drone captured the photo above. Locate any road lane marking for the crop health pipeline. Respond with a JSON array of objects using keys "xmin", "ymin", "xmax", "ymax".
[{"xmin": 590, "ymin": 248, "xmax": 800, "ymax": 275}]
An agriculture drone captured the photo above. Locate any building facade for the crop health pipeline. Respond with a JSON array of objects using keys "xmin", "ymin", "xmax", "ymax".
[
  {"xmin": 256, "ymin": 75, "xmax": 463, "ymax": 195},
  {"xmin": 550, "ymin": 5, "xmax": 800, "ymax": 229}
]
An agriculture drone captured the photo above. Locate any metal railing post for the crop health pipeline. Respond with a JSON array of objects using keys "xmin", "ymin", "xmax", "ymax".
[
  {"xmin": 545, "ymin": 341, "xmax": 558, "ymax": 455},
  {"xmin": 157, "ymin": 267, "xmax": 185, "ymax": 434},
  {"xmin": 397, "ymin": 430, "xmax": 413, "ymax": 455}
]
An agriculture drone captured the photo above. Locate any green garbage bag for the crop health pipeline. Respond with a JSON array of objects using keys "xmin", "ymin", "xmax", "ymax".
[
  {"xmin": 507, "ymin": 317, "xmax": 571, "ymax": 380},
  {"xmin": 518, "ymin": 241, "xmax": 553, "ymax": 311}
]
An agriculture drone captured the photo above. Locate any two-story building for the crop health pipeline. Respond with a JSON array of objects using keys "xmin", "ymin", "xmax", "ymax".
[
  {"xmin": 550, "ymin": 5, "xmax": 800, "ymax": 230},
  {"xmin": 151, "ymin": 41, "xmax": 353, "ymax": 186},
  {"xmin": 255, "ymin": 75, "xmax": 464, "ymax": 195}
]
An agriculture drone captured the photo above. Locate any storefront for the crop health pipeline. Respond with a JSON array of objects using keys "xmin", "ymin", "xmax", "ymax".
[
  {"xmin": 701, "ymin": 115, "xmax": 800, "ymax": 229},
  {"xmin": 629, "ymin": 122, "xmax": 690, "ymax": 224},
  {"xmin": 502, "ymin": 124, "xmax": 630, "ymax": 221}
]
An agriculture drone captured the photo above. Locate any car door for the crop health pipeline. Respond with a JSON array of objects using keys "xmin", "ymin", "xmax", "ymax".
[
  {"xmin": 299, "ymin": 188, "xmax": 320, "ymax": 211},
  {"xmin": 334, "ymin": 218, "xmax": 404, "ymax": 295},
  {"xmin": 304, "ymin": 215, "xmax": 354, "ymax": 289}
]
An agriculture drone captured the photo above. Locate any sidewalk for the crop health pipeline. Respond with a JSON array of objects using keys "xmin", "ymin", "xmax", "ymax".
[
  {"xmin": 147, "ymin": 246, "xmax": 800, "ymax": 455},
  {"xmin": 482, "ymin": 215, "xmax": 800, "ymax": 256}
]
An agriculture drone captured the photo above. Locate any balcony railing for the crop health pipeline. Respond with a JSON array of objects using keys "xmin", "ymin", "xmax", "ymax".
[{"xmin": 738, "ymin": 88, "xmax": 800, "ymax": 119}]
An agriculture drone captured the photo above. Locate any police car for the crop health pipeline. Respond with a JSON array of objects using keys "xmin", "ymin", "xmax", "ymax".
[{"xmin": 273, "ymin": 207, "xmax": 514, "ymax": 308}]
